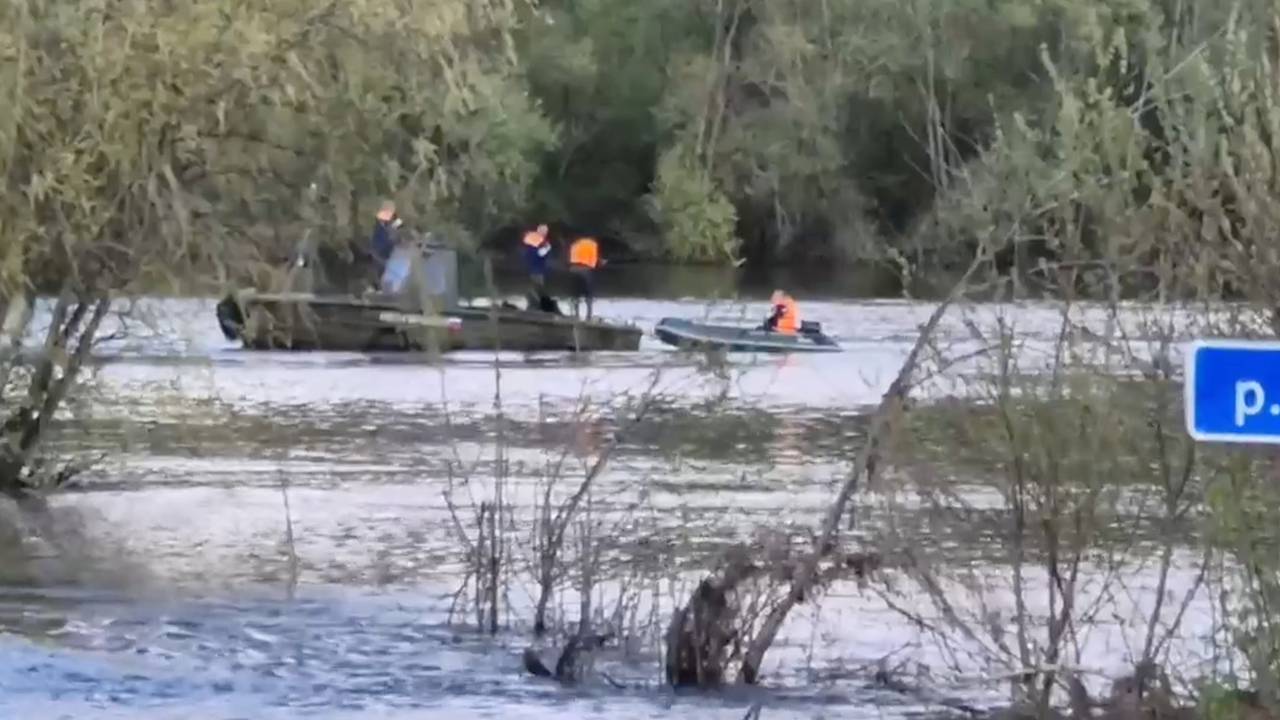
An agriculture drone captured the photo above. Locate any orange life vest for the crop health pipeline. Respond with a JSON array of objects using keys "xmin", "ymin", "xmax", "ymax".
[
  {"xmin": 775, "ymin": 297, "xmax": 799, "ymax": 334},
  {"xmin": 523, "ymin": 229, "xmax": 546, "ymax": 248},
  {"xmin": 569, "ymin": 237, "xmax": 599, "ymax": 269}
]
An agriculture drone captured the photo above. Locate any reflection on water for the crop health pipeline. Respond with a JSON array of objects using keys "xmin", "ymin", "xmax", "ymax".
[
  {"xmin": 0, "ymin": 290, "xmax": 1221, "ymax": 718},
  {"xmin": 0, "ymin": 586, "xmax": 937, "ymax": 719}
]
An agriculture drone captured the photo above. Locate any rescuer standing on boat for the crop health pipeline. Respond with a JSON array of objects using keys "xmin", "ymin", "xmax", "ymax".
[
  {"xmin": 370, "ymin": 200, "xmax": 402, "ymax": 281},
  {"xmin": 567, "ymin": 234, "xmax": 604, "ymax": 320},
  {"xmin": 522, "ymin": 223, "xmax": 552, "ymax": 292},
  {"xmin": 761, "ymin": 289, "xmax": 800, "ymax": 334}
]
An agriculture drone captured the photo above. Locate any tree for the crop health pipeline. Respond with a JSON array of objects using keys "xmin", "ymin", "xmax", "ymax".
[{"xmin": 0, "ymin": 0, "xmax": 550, "ymax": 496}]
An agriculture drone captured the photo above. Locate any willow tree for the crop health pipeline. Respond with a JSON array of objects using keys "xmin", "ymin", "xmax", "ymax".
[
  {"xmin": 284, "ymin": 0, "xmax": 554, "ymax": 261},
  {"xmin": 915, "ymin": 0, "xmax": 1280, "ymax": 705},
  {"xmin": 523, "ymin": 0, "xmax": 700, "ymax": 236},
  {"xmin": 923, "ymin": 0, "xmax": 1280, "ymax": 300},
  {"xmin": 0, "ymin": 0, "xmax": 549, "ymax": 497},
  {"xmin": 631, "ymin": 0, "xmax": 1077, "ymax": 263}
]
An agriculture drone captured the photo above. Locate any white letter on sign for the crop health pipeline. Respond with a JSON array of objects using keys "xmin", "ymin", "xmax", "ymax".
[{"xmin": 1236, "ymin": 380, "xmax": 1265, "ymax": 427}]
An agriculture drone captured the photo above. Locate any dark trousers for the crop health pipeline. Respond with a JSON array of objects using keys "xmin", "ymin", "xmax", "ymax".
[{"xmin": 568, "ymin": 265, "xmax": 594, "ymax": 320}]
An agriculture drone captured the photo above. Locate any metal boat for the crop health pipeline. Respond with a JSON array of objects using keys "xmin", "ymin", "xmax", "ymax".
[
  {"xmin": 653, "ymin": 317, "xmax": 841, "ymax": 353},
  {"xmin": 215, "ymin": 239, "xmax": 642, "ymax": 353}
]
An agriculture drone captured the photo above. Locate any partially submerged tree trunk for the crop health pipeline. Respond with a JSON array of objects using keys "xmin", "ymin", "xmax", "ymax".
[
  {"xmin": 719, "ymin": 254, "xmax": 985, "ymax": 687},
  {"xmin": 0, "ymin": 291, "xmax": 111, "ymax": 498},
  {"xmin": 522, "ymin": 631, "xmax": 614, "ymax": 685},
  {"xmin": 658, "ymin": 258, "xmax": 980, "ymax": 689},
  {"xmin": 664, "ymin": 545, "xmax": 758, "ymax": 687}
]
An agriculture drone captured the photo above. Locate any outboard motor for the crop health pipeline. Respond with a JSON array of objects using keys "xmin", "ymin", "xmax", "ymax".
[{"xmin": 800, "ymin": 320, "xmax": 823, "ymax": 336}]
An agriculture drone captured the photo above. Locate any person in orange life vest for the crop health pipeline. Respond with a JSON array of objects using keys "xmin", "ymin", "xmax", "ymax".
[
  {"xmin": 567, "ymin": 235, "xmax": 605, "ymax": 320},
  {"xmin": 522, "ymin": 223, "xmax": 552, "ymax": 290},
  {"xmin": 761, "ymin": 289, "xmax": 800, "ymax": 334}
]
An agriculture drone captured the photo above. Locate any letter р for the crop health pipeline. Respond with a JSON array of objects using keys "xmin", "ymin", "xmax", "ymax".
[{"xmin": 1236, "ymin": 380, "xmax": 1265, "ymax": 427}]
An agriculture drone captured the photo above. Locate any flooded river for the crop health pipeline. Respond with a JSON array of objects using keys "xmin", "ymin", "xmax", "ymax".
[{"xmin": 0, "ymin": 282, "xmax": 1224, "ymax": 719}]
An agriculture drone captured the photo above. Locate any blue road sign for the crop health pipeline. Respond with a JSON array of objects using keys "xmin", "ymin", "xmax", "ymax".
[{"xmin": 1185, "ymin": 339, "xmax": 1280, "ymax": 444}]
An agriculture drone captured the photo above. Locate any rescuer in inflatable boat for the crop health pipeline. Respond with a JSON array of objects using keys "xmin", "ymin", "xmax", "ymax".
[{"xmin": 761, "ymin": 290, "xmax": 800, "ymax": 335}]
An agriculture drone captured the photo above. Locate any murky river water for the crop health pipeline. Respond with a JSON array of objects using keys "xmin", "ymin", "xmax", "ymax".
[{"xmin": 0, "ymin": 285, "xmax": 1224, "ymax": 719}]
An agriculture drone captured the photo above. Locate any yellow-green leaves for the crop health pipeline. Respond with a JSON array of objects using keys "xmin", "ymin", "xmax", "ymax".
[
  {"xmin": 646, "ymin": 146, "xmax": 740, "ymax": 263},
  {"xmin": 0, "ymin": 0, "xmax": 548, "ymax": 294}
]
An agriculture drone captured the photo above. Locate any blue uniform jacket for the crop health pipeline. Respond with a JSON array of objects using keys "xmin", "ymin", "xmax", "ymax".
[
  {"xmin": 523, "ymin": 242, "xmax": 550, "ymax": 275},
  {"xmin": 371, "ymin": 220, "xmax": 395, "ymax": 264}
]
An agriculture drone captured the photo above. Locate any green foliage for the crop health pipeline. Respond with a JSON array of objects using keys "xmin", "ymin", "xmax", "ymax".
[
  {"xmin": 1204, "ymin": 458, "xmax": 1280, "ymax": 699},
  {"xmin": 0, "ymin": 0, "xmax": 551, "ymax": 297},
  {"xmin": 22, "ymin": 0, "xmax": 1280, "ymax": 269},
  {"xmin": 1199, "ymin": 681, "xmax": 1272, "ymax": 720},
  {"xmin": 513, "ymin": 0, "xmax": 1166, "ymax": 263},
  {"xmin": 521, "ymin": 0, "xmax": 704, "ymax": 240},
  {"xmin": 0, "ymin": 0, "xmax": 553, "ymax": 493},
  {"xmin": 927, "ymin": 0, "xmax": 1280, "ymax": 296},
  {"xmin": 8, "ymin": 0, "xmax": 1280, "ymax": 272},
  {"xmin": 646, "ymin": 146, "xmax": 740, "ymax": 263}
]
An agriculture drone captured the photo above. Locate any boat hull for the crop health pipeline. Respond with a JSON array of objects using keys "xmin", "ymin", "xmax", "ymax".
[
  {"xmin": 218, "ymin": 293, "xmax": 463, "ymax": 352},
  {"xmin": 653, "ymin": 317, "xmax": 840, "ymax": 353},
  {"xmin": 218, "ymin": 292, "xmax": 642, "ymax": 353},
  {"xmin": 448, "ymin": 307, "xmax": 642, "ymax": 352}
]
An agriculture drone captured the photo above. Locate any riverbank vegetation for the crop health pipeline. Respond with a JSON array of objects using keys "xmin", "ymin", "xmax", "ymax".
[
  {"xmin": 8, "ymin": 1, "xmax": 1280, "ymax": 271},
  {"xmin": 8, "ymin": 0, "xmax": 1280, "ymax": 718}
]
